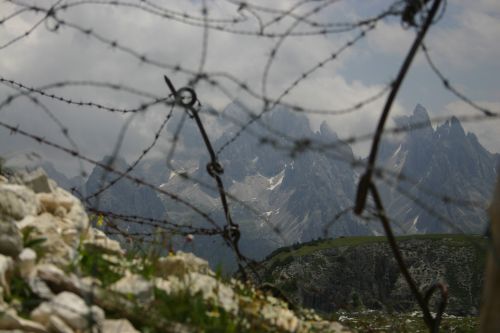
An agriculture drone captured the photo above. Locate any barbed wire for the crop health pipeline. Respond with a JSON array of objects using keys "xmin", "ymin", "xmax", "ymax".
[
  {"xmin": 0, "ymin": 77, "xmax": 168, "ymax": 114},
  {"xmin": 83, "ymin": 105, "xmax": 175, "ymax": 200},
  {"xmin": 259, "ymin": 115, "xmax": 496, "ymax": 209},
  {"xmin": 0, "ymin": 0, "xmax": 492, "ymax": 244},
  {"xmin": 87, "ymin": 208, "xmax": 223, "ymax": 236},
  {"xmin": 421, "ymin": 43, "xmax": 499, "ymax": 117},
  {"xmin": 1, "ymin": 1, "xmax": 498, "ymax": 331},
  {"xmin": 354, "ymin": 0, "xmax": 444, "ymax": 216},
  {"xmin": 0, "ymin": 119, "xmax": 222, "ymax": 227},
  {"xmin": 0, "ymin": 0, "xmax": 64, "ymax": 50},
  {"xmin": 215, "ymin": 23, "xmax": 382, "ymax": 155},
  {"xmin": 5, "ymin": 0, "xmax": 396, "ymax": 38}
]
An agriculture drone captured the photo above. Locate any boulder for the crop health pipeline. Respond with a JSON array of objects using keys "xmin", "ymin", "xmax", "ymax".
[
  {"xmin": 0, "ymin": 307, "xmax": 47, "ymax": 333},
  {"xmin": 36, "ymin": 187, "xmax": 88, "ymax": 234},
  {"xmin": 37, "ymin": 193, "xmax": 73, "ymax": 216},
  {"xmin": 83, "ymin": 229, "xmax": 124, "ymax": 255},
  {"xmin": 0, "ymin": 255, "xmax": 13, "ymax": 297},
  {"xmin": 28, "ymin": 264, "xmax": 68, "ymax": 299},
  {"xmin": 260, "ymin": 303, "xmax": 299, "ymax": 332},
  {"xmin": 0, "ymin": 220, "xmax": 22, "ymax": 258},
  {"xmin": 16, "ymin": 214, "xmax": 76, "ymax": 267},
  {"xmin": 156, "ymin": 251, "xmax": 211, "ymax": 278},
  {"xmin": 154, "ymin": 278, "xmax": 172, "ymax": 294},
  {"xmin": 48, "ymin": 315, "xmax": 74, "ymax": 333},
  {"xmin": 102, "ymin": 319, "xmax": 139, "ymax": 333},
  {"xmin": 0, "ymin": 185, "xmax": 35, "ymax": 258},
  {"xmin": 165, "ymin": 272, "xmax": 238, "ymax": 314},
  {"xmin": 22, "ymin": 169, "xmax": 52, "ymax": 194},
  {"xmin": 18, "ymin": 248, "xmax": 37, "ymax": 278},
  {"xmin": 28, "ymin": 264, "xmax": 96, "ymax": 300},
  {"xmin": 110, "ymin": 273, "xmax": 153, "ymax": 303},
  {"xmin": 53, "ymin": 188, "xmax": 89, "ymax": 232},
  {"xmin": 31, "ymin": 292, "xmax": 104, "ymax": 332},
  {"xmin": 0, "ymin": 184, "xmax": 39, "ymax": 220}
]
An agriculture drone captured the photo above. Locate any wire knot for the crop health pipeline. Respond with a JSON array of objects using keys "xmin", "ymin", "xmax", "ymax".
[
  {"xmin": 206, "ymin": 161, "xmax": 224, "ymax": 177},
  {"xmin": 223, "ymin": 224, "xmax": 241, "ymax": 244}
]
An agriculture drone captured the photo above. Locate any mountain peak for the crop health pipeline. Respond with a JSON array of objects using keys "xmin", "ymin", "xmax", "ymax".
[
  {"xmin": 437, "ymin": 116, "xmax": 466, "ymax": 138},
  {"xmin": 450, "ymin": 116, "xmax": 466, "ymax": 136},
  {"xmin": 319, "ymin": 121, "xmax": 338, "ymax": 140},
  {"xmin": 413, "ymin": 104, "xmax": 431, "ymax": 123},
  {"xmin": 450, "ymin": 115, "xmax": 463, "ymax": 127},
  {"xmin": 393, "ymin": 104, "xmax": 433, "ymax": 137}
]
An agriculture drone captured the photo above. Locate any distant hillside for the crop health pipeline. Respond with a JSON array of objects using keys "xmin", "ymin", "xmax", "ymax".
[{"xmin": 256, "ymin": 234, "xmax": 487, "ymax": 316}]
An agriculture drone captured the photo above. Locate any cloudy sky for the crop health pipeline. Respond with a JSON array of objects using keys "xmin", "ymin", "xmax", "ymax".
[{"xmin": 0, "ymin": 0, "xmax": 499, "ymax": 176}]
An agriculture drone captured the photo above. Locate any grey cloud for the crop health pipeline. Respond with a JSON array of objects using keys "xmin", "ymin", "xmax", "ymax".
[{"xmin": 0, "ymin": 1, "xmax": 498, "ymax": 178}]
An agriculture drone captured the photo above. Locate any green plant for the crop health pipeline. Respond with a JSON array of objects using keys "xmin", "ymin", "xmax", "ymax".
[
  {"xmin": 6, "ymin": 274, "xmax": 43, "ymax": 317},
  {"xmin": 69, "ymin": 245, "xmax": 122, "ymax": 287},
  {"xmin": 21, "ymin": 226, "xmax": 48, "ymax": 259}
]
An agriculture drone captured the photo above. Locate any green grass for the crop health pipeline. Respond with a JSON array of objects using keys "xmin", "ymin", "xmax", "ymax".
[
  {"xmin": 5, "ymin": 276, "xmax": 43, "ymax": 317},
  {"xmin": 135, "ymin": 288, "xmax": 247, "ymax": 333},
  {"xmin": 68, "ymin": 244, "xmax": 123, "ymax": 286},
  {"xmin": 265, "ymin": 234, "xmax": 486, "ymax": 266}
]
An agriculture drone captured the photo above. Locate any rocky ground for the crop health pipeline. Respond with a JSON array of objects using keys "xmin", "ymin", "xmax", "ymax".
[{"xmin": 0, "ymin": 169, "xmax": 349, "ymax": 333}]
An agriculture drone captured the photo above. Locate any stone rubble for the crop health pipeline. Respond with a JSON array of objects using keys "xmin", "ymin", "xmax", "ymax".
[
  {"xmin": 31, "ymin": 291, "xmax": 105, "ymax": 332},
  {"xmin": 110, "ymin": 273, "xmax": 153, "ymax": 303},
  {"xmin": 18, "ymin": 248, "xmax": 36, "ymax": 279},
  {"xmin": 0, "ymin": 168, "xmax": 349, "ymax": 333},
  {"xmin": 102, "ymin": 319, "xmax": 140, "ymax": 333}
]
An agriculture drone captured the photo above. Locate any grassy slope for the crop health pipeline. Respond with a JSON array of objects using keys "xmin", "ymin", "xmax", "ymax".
[{"xmin": 264, "ymin": 234, "xmax": 486, "ymax": 265}]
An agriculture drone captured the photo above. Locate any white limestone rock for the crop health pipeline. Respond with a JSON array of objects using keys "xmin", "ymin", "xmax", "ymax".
[
  {"xmin": 0, "ymin": 181, "xmax": 39, "ymax": 258},
  {"xmin": 0, "ymin": 219, "xmax": 23, "ymax": 258},
  {"xmin": 0, "ymin": 184, "xmax": 39, "ymax": 220},
  {"xmin": 83, "ymin": 229, "xmax": 124, "ymax": 255},
  {"xmin": 36, "ymin": 186, "xmax": 89, "ymax": 234},
  {"xmin": 54, "ymin": 188, "xmax": 89, "ymax": 233},
  {"xmin": 18, "ymin": 248, "xmax": 37, "ymax": 278},
  {"xmin": 22, "ymin": 169, "xmax": 53, "ymax": 194},
  {"xmin": 156, "ymin": 251, "xmax": 211, "ymax": 278},
  {"xmin": 37, "ymin": 193, "xmax": 73, "ymax": 216},
  {"xmin": 0, "ymin": 306, "xmax": 47, "ymax": 333},
  {"xmin": 169, "ymin": 272, "xmax": 238, "ymax": 314},
  {"xmin": 102, "ymin": 319, "xmax": 139, "ymax": 333},
  {"xmin": 29, "ymin": 264, "xmax": 67, "ymax": 295},
  {"xmin": 16, "ymin": 214, "xmax": 76, "ymax": 267},
  {"xmin": 110, "ymin": 273, "xmax": 153, "ymax": 303},
  {"xmin": 154, "ymin": 278, "xmax": 172, "ymax": 294},
  {"xmin": 48, "ymin": 315, "xmax": 74, "ymax": 333},
  {"xmin": 0, "ymin": 255, "xmax": 13, "ymax": 297},
  {"xmin": 31, "ymin": 292, "xmax": 104, "ymax": 332},
  {"xmin": 0, "ymin": 287, "xmax": 5, "ymax": 307},
  {"xmin": 260, "ymin": 301, "xmax": 299, "ymax": 332},
  {"xmin": 28, "ymin": 264, "xmax": 92, "ymax": 300}
]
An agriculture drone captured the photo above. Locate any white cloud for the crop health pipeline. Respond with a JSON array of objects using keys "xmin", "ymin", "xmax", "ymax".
[
  {"xmin": 0, "ymin": 0, "xmax": 498, "ymax": 176},
  {"xmin": 427, "ymin": 6, "xmax": 500, "ymax": 70},
  {"xmin": 280, "ymin": 75, "xmax": 406, "ymax": 156},
  {"xmin": 367, "ymin": 20, "xmax": 414, "ymax": 56}
]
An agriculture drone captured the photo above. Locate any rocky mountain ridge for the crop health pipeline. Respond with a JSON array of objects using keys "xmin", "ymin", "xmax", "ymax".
[
  {"xmin": 33, "ymin": 104, "xmax": 498, "ymax": 270},
  {"xmin": 378, "ymin": 104, "xmax": 497, "ymax": 234}
]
